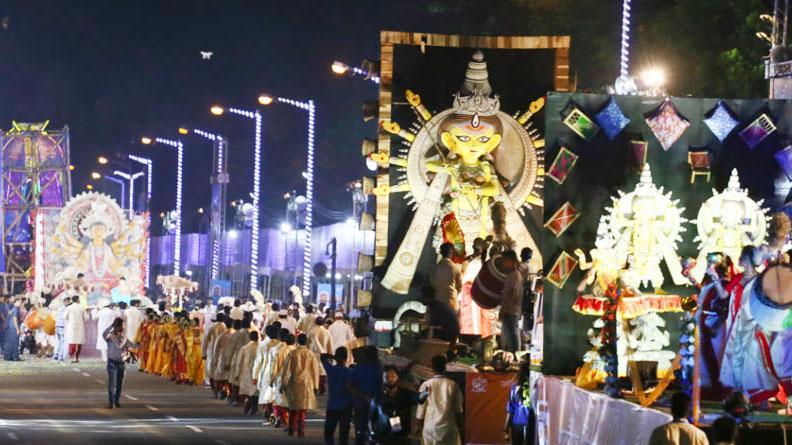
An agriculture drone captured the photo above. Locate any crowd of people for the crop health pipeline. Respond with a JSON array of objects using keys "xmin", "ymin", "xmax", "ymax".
[{"xmin": 128, "ymin": 299, "xmax": 471, "ymax": 444}]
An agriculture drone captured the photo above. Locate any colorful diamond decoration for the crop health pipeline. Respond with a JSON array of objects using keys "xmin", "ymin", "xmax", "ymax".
[
  {"xmin": 740, "ymin": 113, "xmax": 776, "ymax": 149},
  {"xmin": 775, "ymin": 145, "xmax": 792, "ymax": 180},
  {"xmin": 595, "ymin": 97, "xmax": 631, "ymax": 140},
  {"xmin": 544, "ymin": 202, "xmax": 580, "ymax": 237},
  {"xmin": 547, "ymin": 251, "xmax": 578, "ymax": 288},
  {"xmin": 703, "ymin": 100, "xmax": 739, "ymax": 142},
  {"xmin": 644, "ymin": 99, "xmax": 690, "ymax": 151},
  {"xmin": 547, "ymin": 147, "xmax": 579, "ymax": 185},
  {"xmin": 627, "ymin": 139, "xmax": 648, "ymax": 174},
  {"xmin": 563, "ymin": 106, "xmax": 600, "ymax": 141}
]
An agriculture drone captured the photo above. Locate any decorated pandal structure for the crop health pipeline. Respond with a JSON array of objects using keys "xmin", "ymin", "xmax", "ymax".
[{"xmin": 38, "ymin": 191, "xmax": 148, "ymax": 306}]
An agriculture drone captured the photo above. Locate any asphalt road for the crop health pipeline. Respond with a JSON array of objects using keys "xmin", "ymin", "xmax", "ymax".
[{"xmin": 0, "ymin": 357, "xmax": 326, "ymax": 445}]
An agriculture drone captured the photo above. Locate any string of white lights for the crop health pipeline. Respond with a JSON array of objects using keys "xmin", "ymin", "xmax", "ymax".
[
  {"xmin": 193, "ymin": 128, "xmax": 225, "ymax": 281},
  {"xmin": 104, "ymin": 175, "xmax": 126, "ymax": 208},
  {"xmin": 128, "ymin": 154, "xmax": 152, "ymax": 284},
  {"xmin": 276, "ymin": 96, "xmax": 316, "ymax": 300},
  {"xmin": 154, "ymin": 137, "xmax": 184, "ymax": 275},
  {"xmin": 620, "ymin": 0, "xmax": 631, "ymax": 78}
]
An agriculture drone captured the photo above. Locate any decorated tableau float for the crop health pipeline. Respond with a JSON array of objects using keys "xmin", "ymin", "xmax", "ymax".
[{"xmin": 362, "ymin": 31, "xmax": 792, "ymax": 444}]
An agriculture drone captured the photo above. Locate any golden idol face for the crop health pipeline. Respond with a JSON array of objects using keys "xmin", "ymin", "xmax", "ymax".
[
  {"xmin": 440, "ymin": 114, "xmax": 502, "ymax": 166},
  {"xmin": 90, "ymin": 223, "xmax": 108, "ymax": 240}
]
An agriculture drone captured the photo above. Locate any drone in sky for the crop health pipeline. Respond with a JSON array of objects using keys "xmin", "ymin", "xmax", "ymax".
[{"xmin": 200, "ymin": 51, "xmax": 214, "ymax": 60}]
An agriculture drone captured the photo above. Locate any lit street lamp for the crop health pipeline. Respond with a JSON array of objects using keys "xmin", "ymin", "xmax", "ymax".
[
  {"xmin": 330, "ymin": 60, "xmax": 380, "ymax": 84},
  {"xmin": 113, "ymin": 170, "xmax": 145, "ymax": 218},
  {"xmin": 211, "ymin": 105, "xmax": 262, "ymax": 293},
  {"xmin": 258, "ymin": 92, "xmax": 317, "ymax": 301},
  {"xmin": 142, "ymin": 136, "xmax": 185, "ymax": 276}
]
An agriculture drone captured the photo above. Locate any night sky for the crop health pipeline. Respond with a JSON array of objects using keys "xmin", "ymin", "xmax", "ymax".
[{"xmin": 0, "ymin": 0, "xmax": 504, "ymax": 232}]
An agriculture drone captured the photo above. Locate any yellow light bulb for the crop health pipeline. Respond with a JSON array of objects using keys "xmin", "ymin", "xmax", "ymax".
[
  {"xmin": 331, "ymin": 61, "xmax": 349, "ymax": 75},
  {"xmin": 257, "ymin": 95, "xmax": 273, "ymax": 106}
]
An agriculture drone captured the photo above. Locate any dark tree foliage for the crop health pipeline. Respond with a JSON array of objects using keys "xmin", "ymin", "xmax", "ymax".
[{"xmin": 424, "ymin": 0, "xmax": 769, "ymax": 98}]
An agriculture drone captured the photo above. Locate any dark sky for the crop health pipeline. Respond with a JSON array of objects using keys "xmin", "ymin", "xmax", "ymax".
[{"xmin": 0, "ymin": 0, "xmax": 484, "ymax": 232}]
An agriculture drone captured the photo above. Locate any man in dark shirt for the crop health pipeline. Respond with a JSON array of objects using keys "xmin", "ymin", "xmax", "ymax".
[
  {"xmin": 349, "ymin": 346, "xmax": 383, "ymax": 445},
  {"xmin": 322, "ymin": 347, "xmax": 353, "ymax": 445},
  {"xmin": 370, "ymin": 365, "xmax": 416, "ymax": 445}
]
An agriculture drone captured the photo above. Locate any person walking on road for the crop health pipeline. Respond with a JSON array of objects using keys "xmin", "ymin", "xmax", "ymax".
[
  {"xmin": 64, "ymin": 295, "xmax": 88, "ymax": 363},
  {"xmin": 103, "ymin": 317, "xmax": 136, "ymax": 409},
  {"xmin": 416, "ymin": 355, "xmax": 464, "ymax": 445},
  {"xmin": 322, "ymin": 346, "xmax": 353, "ymax": 445}
]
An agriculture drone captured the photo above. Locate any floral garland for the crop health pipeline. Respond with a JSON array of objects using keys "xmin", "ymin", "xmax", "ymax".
[{"xmin": 599, "ymin": 282, "xmax": 621, "ymax": 398}]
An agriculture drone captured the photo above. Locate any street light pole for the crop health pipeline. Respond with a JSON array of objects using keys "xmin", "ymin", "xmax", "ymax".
[
  {"xmin": 113, "ymin": 170, "xmax": 144, "ymax": 218},
  {"xmin": 142, "ymin": 136, "xmax": 184, "ymax": 276},
  {"xmin": 259, "ymin": 94, "xmax": 316, "ymax": 302},
  {"xmin": 210, "ymin": 106, "xmax": 263, "ymax": 294},
  {"xmin": 326, "ymin": 237, "xmax": 337, "ymax": 311},
  {"xmin": 191, "ymin": 128, "xmax": 229, "ymax": 287},
  {"xmin": 128, "ymin": 154, "xmax": 153, "ymax": 286},
  {"xmin": 103, "ymin": 175, "xmax": 126, "ymax": 208}
]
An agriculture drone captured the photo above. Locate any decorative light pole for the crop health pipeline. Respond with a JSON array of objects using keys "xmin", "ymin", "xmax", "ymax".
[
  {"xmin": 613, "ymin": 0, "xmax": 638, "ymax": 95},
  {"xmin": 128, "ymin": 154, "xmax": 153, "ymax": 285},
  {"xmin": 104, "ymin": 175, "xmax": 126, "ymax": 208},
  {"xmin": 113, "ymin": 170, "xmax": 144, "ymax": 218},
  {"xmin": 258, "ymin": 93, "xmax": 316, "ymax": 301},
  {"xmin": 189, "ymin": 128, "xmax": 229, "ymax": 284},
  {"xmin": 142, "ymin": 136, "xmax": 184, "ymax": 276},
  {"xmin": 210, "ymin": 106, "xmax": 262, "ymax": 294}
]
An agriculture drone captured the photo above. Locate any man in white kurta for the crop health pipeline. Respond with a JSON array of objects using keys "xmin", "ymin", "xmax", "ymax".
[
  {"xmin": 203, "ymin": 314, "xmax": 227, "ymax": 397},
  {"xmin": 328, "ymin": 313, "xmax": 355, "ymax": 353},
  {"xmin": 63, "ymin": 295, "xmax": 88, "ymax": 363},
  {"xmin": 416, "ymin": 356, "xmax": 464, "ymax": 445},
  {"xmin": 295, "ymin": 305, "xmax": 317, "ymax": 334},
  {"xmin": 124, "ymin": 300, "xmax": 145, "ymax": 343},
  {"xmin": 256, "ymin": 327, "xmax": 283, "ymax": 421},
  {"xmin": 270, "ymin": 332, "xmax": 296, "ymax": 427},
  {"xmin": 94, "ymin": 301, "xmax": 122, "ymax": 362},
  {"xmin": 278, "ymin": 310, "xmax": 297, "ymax": 335},
  {"xmin": 307, "ymin": 317, "xmax": 333, "ymax": 393}
]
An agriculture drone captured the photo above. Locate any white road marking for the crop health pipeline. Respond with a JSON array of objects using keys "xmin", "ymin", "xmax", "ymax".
[
  {"xmin": 145, "ymin": 405, "xmax": 159, "ymax": 412},
  {"xmin": 95, "ymin": 379, "xmax": 104, "ymax": 384},
  {"xmin": 81, "ymin": 372, "xmax": 91, "ymax": 377},
  {"xmin": 71, "ymin": 368, "xmax": 80, "ymax": 372},
  {"xmin": 124, "ymin": 394, "xmax": 138, "ymax": 401},
  {"xmin": 166, "ymin": 416, "xmax": 179, "ymax": 422},
  {"xmin": 7, "ymin": 432, "xmax": 18, "ymax": 440},
  {"xmin": 185, "ymin": 425, "xmax": 202, "ymax": 433}
]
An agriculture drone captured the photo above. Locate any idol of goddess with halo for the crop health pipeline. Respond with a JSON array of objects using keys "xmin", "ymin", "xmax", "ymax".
[
  {"xmin": 49, "ymin": 192, "xmax": 145, "ymax": 301},
  {"xmin": 375, "ymin": 50, "xmax": 544, "ymax": 294}
]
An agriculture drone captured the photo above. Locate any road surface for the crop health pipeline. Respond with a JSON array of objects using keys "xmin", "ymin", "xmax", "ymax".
[{"xmin": 0, "ymin": 357, "xmax": 326, "ymax": 444}]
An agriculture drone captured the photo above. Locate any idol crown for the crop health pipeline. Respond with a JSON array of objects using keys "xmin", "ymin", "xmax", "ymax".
[
  {"xmin": 452, "ymin": 90, "xmax": 500, "ymax": 116},
  {"xmin": 79, "ymin": 200, "xmax": 116, "ymax": 235}
]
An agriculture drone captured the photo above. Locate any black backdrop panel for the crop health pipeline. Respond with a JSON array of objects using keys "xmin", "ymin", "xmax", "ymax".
[{"xmin": 542, "ymin": 92, "xmax": 792, "ymax": 375}]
